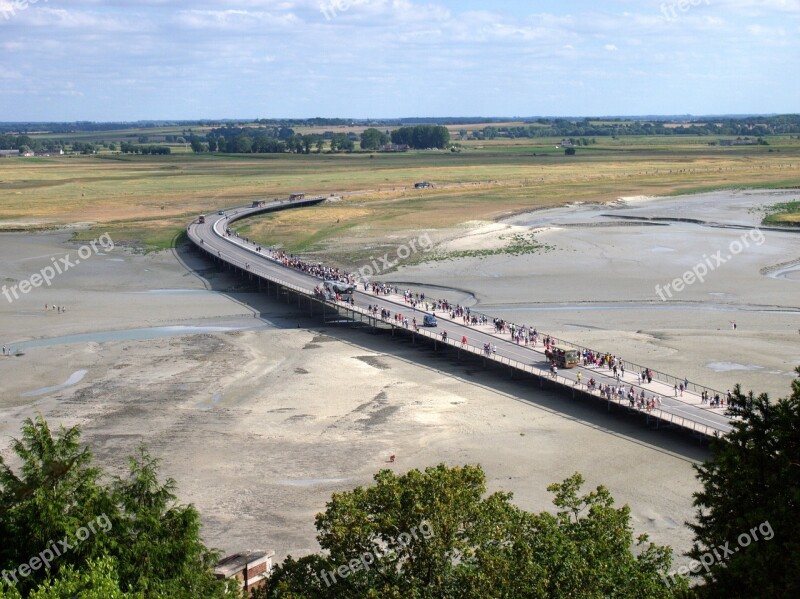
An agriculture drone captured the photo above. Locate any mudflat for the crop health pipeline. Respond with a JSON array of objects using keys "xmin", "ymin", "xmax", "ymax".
[{"xmin": 1, "ymin": 189, "xmax": 796, "ymax": 570}]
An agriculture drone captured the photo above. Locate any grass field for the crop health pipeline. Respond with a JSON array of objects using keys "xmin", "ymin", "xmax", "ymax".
[
  {"xmin": 1, "ymin": 132, "xmax": 799, "ymax": 258},
  {"xmin": 762, "ymin": 200, "xmax": 800, "ymax": 226}
]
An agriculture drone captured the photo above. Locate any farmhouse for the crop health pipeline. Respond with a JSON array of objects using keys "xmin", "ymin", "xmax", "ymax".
[
  {"xmin": 0, "ymin": 150, "xmax": 20, "ymax": 158},
  {"xmin": 720, "ymin": 137, "xmax": 757, "ymax": 146},
  {"xmin": 214, "ymin": 550, "xmax": 274, "ymax": 592}
]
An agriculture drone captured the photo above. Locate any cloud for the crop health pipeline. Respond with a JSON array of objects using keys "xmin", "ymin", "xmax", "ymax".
[{"xmin": 0, "ymin": 0, "xmax": 797, "ymax": 119}]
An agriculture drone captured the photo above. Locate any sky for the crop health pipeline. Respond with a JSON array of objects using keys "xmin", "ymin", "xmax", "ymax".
[{"xmin": 0, "ymin": 0, "xmax": 798, "ymax": 121}]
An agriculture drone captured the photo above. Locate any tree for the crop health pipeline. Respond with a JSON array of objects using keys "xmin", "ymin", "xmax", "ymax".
[
  {"xmin": 359, "ymin": 128, "xmax": 388, "ymax": 151},
  {"xmin": 329, "ymin": 133, "xmax": 354, "ymax": 152},
  {"xmin": 301, "ymin": 135, "xmax": 313, "ymax": 155},
  {"xmin": 110, "ymin": 445, "xmax": 228, "ymax": 597},
  {"xmin": 190, "ymin": 138, "xmax": 206, "ymax": 153},
  {"xmin": 0, "ymin": 416, "xmax": 112, "ymax": 595},
  {"xmin": 0, "ymin": 418, "xmax": 236, "ymax": 598},
  {"xmin": 391, "ymin": 125, "xmax": 450, "ymax": 149},
  {"xmin": 261, "ymin": 465, "xmax": 682, "ymax": 598},
  {"xmin": 688, "ymin": 368, "xmax": 800, "ymax": 597},
  {"xmin": 25, "ymin": 557, "xmax": 131, "ymax": 599},
  {"xmin": 565, "ymin": 147, "xmax": 576, "ymax": 155}
]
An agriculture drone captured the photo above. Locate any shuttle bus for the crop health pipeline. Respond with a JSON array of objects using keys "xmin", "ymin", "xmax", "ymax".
[{"xmin": 545, "ymin": 345, "xmax": 579, "ymax": 369}]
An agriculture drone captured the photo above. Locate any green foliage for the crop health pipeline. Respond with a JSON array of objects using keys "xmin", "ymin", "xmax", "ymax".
[
  {"xmin": 26, "ymin": 557, "xmax": 132, "ymax": 599},
  {"xmin": 109, "ymin": 445, "xmax": 229, "ymax": 597},
  {"xmin": 762, "ymin": 199, "xmax": 800, "ymax": 226},
  {"xmin": 359, "ymin": 128, "xmax": 389, "ymax": 150},
  {"xmin": 0, "ymin": 417, "xmax": 236, "ymax": 599},
  {"xmin": 0, "ymin": 416, "xmax": 112, "ymax": 595},
  {"xmin": 688, "ymin": 368, "xmax": 800, "ymax": 597},
  {"xmin": 262, "ymin": 464, "xmax": 682, "ymax": 598},
  {"xmin": 329, "ymin": 134, "xmax": 354, "ymax": 152},
  {"xmin": 390, "ymin": 125, "xmax": 450, "ymax": 149}
]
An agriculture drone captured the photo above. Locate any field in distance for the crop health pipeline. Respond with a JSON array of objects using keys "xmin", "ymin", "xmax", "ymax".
[{"xmin": 1, "ymin": 130, "xmax": 799, "ymax": 260}]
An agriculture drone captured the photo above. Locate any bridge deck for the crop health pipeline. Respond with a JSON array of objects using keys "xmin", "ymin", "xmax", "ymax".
[{"xmin": 187, "ymin": 199, "xmax": 734, "ymax": 439}]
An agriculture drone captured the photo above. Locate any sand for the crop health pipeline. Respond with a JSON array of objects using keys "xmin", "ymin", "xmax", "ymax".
[
  {"xmin": 389, "ymin": 189, "xmax": 800, "ymax": 398},
  {"xmin": 1, "ymin": 189, "xmax": 796, "ymax": 572}
]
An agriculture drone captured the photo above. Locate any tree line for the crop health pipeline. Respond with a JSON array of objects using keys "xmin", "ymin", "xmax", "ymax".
[
  {"xmin": 186, "ymin": 125, "xmax": 450, "ymax": 154},
  {"xmin": 472, "ymin": 115, "xmax": 800, "ymax": 140}
]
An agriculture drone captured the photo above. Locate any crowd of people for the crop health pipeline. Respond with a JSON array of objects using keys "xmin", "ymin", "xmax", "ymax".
[{"xmin": 217, "ymin": 234, "xmax": 729, "ymax": 417}]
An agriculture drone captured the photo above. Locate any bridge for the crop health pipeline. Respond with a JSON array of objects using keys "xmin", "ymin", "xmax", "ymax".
[{"xmin": 187, "ymin": 197, "xmax": 734, "ymax": 440}]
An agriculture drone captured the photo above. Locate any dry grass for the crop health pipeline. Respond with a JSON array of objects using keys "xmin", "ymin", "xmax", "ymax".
[{"xmin": 1, "ymin": 137, "xmax": 799, "ymax": 254}]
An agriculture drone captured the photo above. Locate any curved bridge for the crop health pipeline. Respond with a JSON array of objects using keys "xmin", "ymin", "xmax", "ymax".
[{"xmin": 187, "ymin": 197, "xmax": 734, "ymax": 439}]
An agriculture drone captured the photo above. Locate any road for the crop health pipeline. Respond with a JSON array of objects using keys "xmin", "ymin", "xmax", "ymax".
[{"xmin": 187, "ymin": 199, "xmax": 734, "ymax": 437}]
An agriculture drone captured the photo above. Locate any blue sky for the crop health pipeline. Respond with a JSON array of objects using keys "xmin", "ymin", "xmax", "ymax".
[{"xmin": 0, "ymin": 0, "xmax": 798, "ymax": 121}]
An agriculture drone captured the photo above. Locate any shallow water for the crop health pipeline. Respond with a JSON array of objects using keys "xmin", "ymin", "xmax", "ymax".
[
  {"xmin": 23, "ymin": 369, "xmax": 88, "ymax": 397},
  {"xmin": 10, "ymin": 323, "xmax": 268, "ymax": 351}
]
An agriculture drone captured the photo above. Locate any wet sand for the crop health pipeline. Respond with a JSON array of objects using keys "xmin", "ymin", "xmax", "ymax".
[
  {"xmin": 390, "ymin": 190, "xmax": 800, "ymax": 398},
  {"xmin": 1, "ymin": 189, "xmax": 796, "ymax": 571}
]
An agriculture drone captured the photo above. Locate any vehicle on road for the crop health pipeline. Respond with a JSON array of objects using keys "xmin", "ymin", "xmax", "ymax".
[
  {"xmin": 545, "ymin": 345, "xmax": 579, "ymax": 369},
  {"xmin": 422, "ymin": 314, "xmax": 438, "ymax": 327},
  {"xmin": 323, "ymin": 280, "xmax": 355, "ymax": 301},
  {"xmin": 198, "ymin": 215, "xmax": 206, "ymax": 224},
  {"xmin": 218, "ymin": 210, "xmax": 225, "ymax": 215},
  {"xmin": 414, "ymin": 181, "xmax": 432, "ymax": 189}
]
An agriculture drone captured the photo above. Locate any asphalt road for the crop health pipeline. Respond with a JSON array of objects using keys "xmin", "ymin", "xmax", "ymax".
[{"xmin": 187, "ymin": 200, "xmax": 733, "ymax": 437}]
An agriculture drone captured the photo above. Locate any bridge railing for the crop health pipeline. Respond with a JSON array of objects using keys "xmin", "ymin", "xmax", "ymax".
[
  {"xmin": 332, "ymin": 301, "xmax": 728, "ymax": 438},
  {"xmin": 422, "ymin": 310, "xmax": 730, "ymax": 421},
  {"xmin": 188, "ymin": 210, "xmax": 730, "ymax": 439}
]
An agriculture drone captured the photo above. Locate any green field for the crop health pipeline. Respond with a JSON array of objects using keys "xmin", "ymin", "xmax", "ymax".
[
  {"xmin": 1, "ymin": 129, "xmax": 799, "ymax": 259},
  {"xmin": 762, "ymin": 200, "xmax": 800, "ymax": 226}
]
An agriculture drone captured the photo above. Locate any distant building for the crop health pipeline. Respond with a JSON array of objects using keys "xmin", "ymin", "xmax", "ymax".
[
  {"xmin": 380, "ymin": 143, "xmax": 410, "ymax": 152},
  {"xmin": 35, "ymin": 148, "xmax": 64, "ymax": 156},
  {"xmin": 720, "ymin": 137, "xmax": 756, "ymax": 146},
  {"xmin": 214, "ymin": 550, "xmax": 274, "ymax": 593},
  {"xmin": 0, "ymin": 150, "xmax": 20, "ymax": 158}
]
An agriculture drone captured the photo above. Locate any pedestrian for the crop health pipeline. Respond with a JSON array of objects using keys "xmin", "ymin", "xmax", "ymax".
[{"xmin": 674, "ymin": 384, "xmax": 678, "ymax": 397}]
